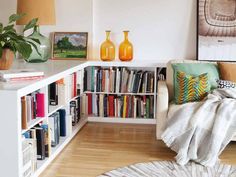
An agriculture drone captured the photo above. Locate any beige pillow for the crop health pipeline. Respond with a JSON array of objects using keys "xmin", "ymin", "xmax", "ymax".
[{"xmin": 218, "ymin": 62, "xmax": 236, "ymax": 82}]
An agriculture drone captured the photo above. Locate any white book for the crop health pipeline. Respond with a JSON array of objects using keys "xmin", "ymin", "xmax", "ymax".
[
  {"xmin": 92, "ymin": 94, "xmax": 97, "ymax": 116},
  {"xmin": 121, "ymin": 69, "xmax": 129, "ymax": 93},
  {"xmin": 127, "ymin": 70, "xmax": 134, "ymax": 93},
  {"xmin": 117, "ymin": 98, "xmax": 121, "ymax": 117},
  {"xmin": 99, "ymin": 94, "xmax": 104, "ymax": 117},
  {"xmin": 58, "ymin": 84, "xmax": 66, "ymax": 106},
  {"xmin": 141, "ymin": 100, "xmax": 144, "ymax": 117},
  {"xmin": 94, "ymin": 69, "xmax": 98, "ymax": 92},
  {"xmin": 0, "ymin": 69, "xmax": 44, "ymax": 79},
  {"xmin": 26, "ymin": 96, "xmax": 32, "ymax": 123},
  {"xmin": 116, "ymin": 68, "xmax": 120, "ymax": 93},
  {"xmin": 105, "ymin": 70, "xmax": 109, "ymax": 93},
  {"xmin": 114, "ymin": 98, "xmax": 117, "ymax": 117}
]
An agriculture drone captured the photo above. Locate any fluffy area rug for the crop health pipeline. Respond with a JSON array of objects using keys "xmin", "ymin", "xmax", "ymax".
[{"xmin": 98, "ymin": 161, "xmax": 236, "ymax": 177}]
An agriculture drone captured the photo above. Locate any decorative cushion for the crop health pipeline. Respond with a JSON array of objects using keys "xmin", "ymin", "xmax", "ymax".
[
  {"xmin": 216, "ymin": 79, "xmax": 236, "ymax": 89},
  {"xmin": 218, "ymin": 62, "xmax": 236, "ymax": 82},
  {"xmin": 172, "ymin": 63, "xmax": 219, "ymax": 90},
  {"xmin": 175, "ymin": 71, "xmax": 210, "ymax": 104}
]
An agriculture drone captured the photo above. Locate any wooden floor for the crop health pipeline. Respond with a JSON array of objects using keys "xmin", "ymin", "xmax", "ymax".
[{"xmin": 40, "ymin": 123, "xmax": 236, "ymax": 177}]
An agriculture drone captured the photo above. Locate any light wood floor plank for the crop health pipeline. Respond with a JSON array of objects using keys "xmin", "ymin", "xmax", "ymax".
[{"xmin": 40, "ymin": 123, "xmax": 236, "ymax": 177}]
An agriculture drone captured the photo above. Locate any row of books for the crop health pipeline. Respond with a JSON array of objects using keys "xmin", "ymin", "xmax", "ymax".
[
  {"xmin": 84, "ymin": 67, "xmax": 155, "ymax": 93},
  {"xmin": 22, "ymin": 123, "xmax": 49, "ymax": 177},
  {"xmin": 70, "ymin": 97, "xmax": 81, "ymax": 126},
  {"xmin": 22, "ymin": 106, "xmax": 77, "ymax": 177},
  {"xmin": 48, "ymin": 72, "xmax": 80, "ymax": 106},
  {"xmin": 87, "ymin": 93, "xmax": 154, "ymax": 118},
  {"xmin": 21, "ymin": 91, "xmax": 45, "ymax": 130}
]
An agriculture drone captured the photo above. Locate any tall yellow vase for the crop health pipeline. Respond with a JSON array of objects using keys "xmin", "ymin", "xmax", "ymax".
[
  {"xmin": 119, "ymin": 31, "xmax": 133, "ymax": 61},
  {"xmin": 100, "ymin": 31, "xmax": 115, "ymax": 61}
]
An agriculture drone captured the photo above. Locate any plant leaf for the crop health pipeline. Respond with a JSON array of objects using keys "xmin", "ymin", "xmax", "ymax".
[
  {"xmin": 0, "ymin": 23, "xmax": 3, "ymax": 33},
  {"xmin": 23, "ymin": 18, "xmax": 38, "ymax": 32},
  {"xmin": 27, "ymin": 40, "xmax": 42, "ymax": 56},
  {"xmin": 28, "ymin": 37, "xmax": 41, "ymax": 45},
  {"xmin": 3, "ymin": 24, "xmax": 14, "ymax": 32},
  {"xmin": 9, "ymin": 13, "xmax": 25, "ymax": 24},
  {"xmin": 14, "ymin": 42, "xmax": 32, "ymax": 59}
]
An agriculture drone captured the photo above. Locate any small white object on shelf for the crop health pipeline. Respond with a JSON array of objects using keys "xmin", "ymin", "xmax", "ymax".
[{"xmin": 0, "ymin": 69, "xmax": 44, "ymax": 82}]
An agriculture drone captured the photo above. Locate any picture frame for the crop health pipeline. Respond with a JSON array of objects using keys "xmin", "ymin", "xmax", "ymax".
[
  {"xmin": 52, "ymin": 32, "xmax": 88, "ymax": 60},
  {"xmin": 197, "ymin": 0, "xmax": 236, "ymax": 61}
]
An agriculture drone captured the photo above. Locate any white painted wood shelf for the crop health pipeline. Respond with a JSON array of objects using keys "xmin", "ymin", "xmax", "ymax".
[
  {"xmin": 88, "ymin": 117, "xmax": 156, "ymax": 124},
  {"xmin": 0, "ymin": 59, "xmax": 165, "ymax": 177},
  {"xmin": 84, "ymin": 91, "xmax": 156, "ymax": 96}
]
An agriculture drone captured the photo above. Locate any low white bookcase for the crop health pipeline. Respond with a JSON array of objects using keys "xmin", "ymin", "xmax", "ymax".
[{"xmin": 0, "ymin": 59, "xmax": 165, "ymax": 177}]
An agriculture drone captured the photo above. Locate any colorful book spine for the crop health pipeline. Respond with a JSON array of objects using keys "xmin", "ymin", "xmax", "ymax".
[{"xmin": 36, "ymin": 93, "xmax": 45, "ymax": 117}]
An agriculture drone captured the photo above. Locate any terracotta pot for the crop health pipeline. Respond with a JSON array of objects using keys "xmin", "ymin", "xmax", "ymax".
[{"xmin": 0, "ymin": 49, "xmax": 14, "ymax": 70}]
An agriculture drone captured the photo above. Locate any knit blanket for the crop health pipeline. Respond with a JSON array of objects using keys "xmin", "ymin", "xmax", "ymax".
[{"xmin": 161, "ymin": 88, "xmax": 236, "ymax": 167}]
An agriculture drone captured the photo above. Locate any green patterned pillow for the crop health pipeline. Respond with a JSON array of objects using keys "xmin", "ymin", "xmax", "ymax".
[{"xmin": 175, "ymin": 71, "xmax": 210, "ymax": 104}]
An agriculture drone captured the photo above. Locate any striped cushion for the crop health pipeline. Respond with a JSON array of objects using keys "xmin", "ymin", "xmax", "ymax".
[{"xmin": 175, "ymin": 71, "xmax": 210, "ymax": 104}]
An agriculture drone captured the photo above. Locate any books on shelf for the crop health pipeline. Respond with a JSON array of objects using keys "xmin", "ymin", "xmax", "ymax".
[
  {"xmin": 84, "ymin": 67, "xmax": 155, "ymax": 93},
  {"xmin": 49, "ymin": 112, "xmax": 60, "ymax": 147},
  {"xmin": 0, "ymin": 69, "xmax": 44, "ymax": 82},
  {"xmin": 21, "ymin": 91, "xmax": 45, "ymax": 130},
  {"xmin": 86, "ymin": 93, "xmax": 154, "ymax": 119},
  {"xmin": 22, "ymin": 137, "xmax": 37, "ymax": 177},
  {"xmin": 70, "ymin": 97, "xmax": 81, "ymax": 126},
  {"xmin": 58, "ymin": 109, "xmax": 67, "ymax": 137},
  {"xmin": 48, "ymin": 72, "xmax": 80, "ymax": 106},
  {"xmin": 22, "ymin": 122, "xmax": 51, "ymax": 176}
]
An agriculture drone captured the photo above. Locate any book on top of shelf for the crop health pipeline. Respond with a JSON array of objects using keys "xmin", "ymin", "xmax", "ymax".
[{"xmin": 0, "ymin": 69, "xmax": 44, "ymax": 79}]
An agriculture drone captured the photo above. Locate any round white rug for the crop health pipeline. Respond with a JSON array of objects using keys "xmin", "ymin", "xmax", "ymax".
[{"xmin": 98, "ymin": 161, "xmax": 236, "ymax": 177}]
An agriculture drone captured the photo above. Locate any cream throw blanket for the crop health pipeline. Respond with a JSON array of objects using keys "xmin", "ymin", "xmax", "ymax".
[{"xmin": 162, "ymin": 88, "xmax": 236, "ymax": 167}]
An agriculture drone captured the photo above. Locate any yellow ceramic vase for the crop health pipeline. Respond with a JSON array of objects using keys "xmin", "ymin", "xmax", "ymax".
[
  {"xmin": 119, "ymin": 31, "xmax": 133, "ymax": 61},
  {"xmin": 100, "ymin": 31, "xmax": 115, "ymax": 61}
]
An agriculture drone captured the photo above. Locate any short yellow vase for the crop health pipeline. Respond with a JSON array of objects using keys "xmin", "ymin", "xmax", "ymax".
[
  {"xmin": 100, "ymin": 31, "xmax": 115, "ymax": 61},
  {"xmin": 119, "ymin": 31, "xmax": 133, "ymax": 61}
]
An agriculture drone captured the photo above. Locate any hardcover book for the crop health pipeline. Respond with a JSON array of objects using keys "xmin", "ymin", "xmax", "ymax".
[{"xmin": 0, "ymin": 69, "xmax": 44, "ymax": 79}]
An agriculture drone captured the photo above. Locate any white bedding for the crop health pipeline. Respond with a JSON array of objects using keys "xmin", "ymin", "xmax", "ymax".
[{"xmin": 161, "ymin": 88, "xmax": 236, "ymax": 167}]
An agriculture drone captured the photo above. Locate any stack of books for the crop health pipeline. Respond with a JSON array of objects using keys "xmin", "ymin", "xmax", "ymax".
[
  {"xmin": 22, "ymin": 108, "xmax": 70, "ymax": 176},
  {"xmin": 22, "ymin": 123, "xmax": 50, "ymax": 176},
  {"xmin": 48, "ymin": 109, "xmax": 68, "ymax": 147},
  {"xmin": 84, "ymin": 67, "xmax": 155, "ymax": 93},
  {"xmin": 21, "ymin": 91, "xmax": 45, "ymax": 129},
  {"xmin": 48, "ymin": 72, "xmax": 80, "ymax": 106},
  {"xmin": 0, "ymin": 69, "xmax": 44, "ymax": 82},
  {"xmin": 70, "ymin": 98, "xmax": 81, "ymax": 126},
  {"xmin": 86, "ymin": 93, "xmax": 154, "ymax": 118}
]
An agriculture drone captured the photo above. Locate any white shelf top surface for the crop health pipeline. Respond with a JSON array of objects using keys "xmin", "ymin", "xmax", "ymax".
[{"xmin": 0, "ymin": 59, "xmax": 165, "ymax": 95}]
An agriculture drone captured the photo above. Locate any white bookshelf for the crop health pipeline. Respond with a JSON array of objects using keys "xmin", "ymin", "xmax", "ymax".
[{"xmin": 0, "ymin": 59, "xmax": 165, "ymax": 177}]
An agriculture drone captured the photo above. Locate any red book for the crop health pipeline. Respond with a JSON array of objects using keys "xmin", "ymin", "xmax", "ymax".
[
  {"xmin": 126, "ymin": 96, "xmax": 129, "ymax": 118},
  {"xmin": 73, "ymin": 73, "xmax": 77, "ymax": 97},
  {"xmin": 108, "ymin": 95, "xmax": 114, "ymax": 117},
  {"xmin": 131, "ymin": 96, "xmax": 134, "ymax": 118},
  {"xmin": 36, "ymin": 93, "xmax": 45, "ymax": 117},
  {"xmin": 87, "ymin": 93, "xmax": 93, "ymax": 115}
]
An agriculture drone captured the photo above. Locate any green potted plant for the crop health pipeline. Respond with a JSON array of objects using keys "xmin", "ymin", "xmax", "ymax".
[{"xmin": 0, "ymin": 14, "xmax": 40, "ymax": 70}]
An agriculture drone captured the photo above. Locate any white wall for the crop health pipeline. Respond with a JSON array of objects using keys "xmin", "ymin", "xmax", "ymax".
[
  {"xmin": 0, "ymin": 0, "xmax": 197, "ymax": 62},
  {"xmin": 0, "ymin": 0, "xmax": 93, "ymax": 58},
  {"xmin": 93, "ymin": 0, "xmax": 197, "ymax": 62}
]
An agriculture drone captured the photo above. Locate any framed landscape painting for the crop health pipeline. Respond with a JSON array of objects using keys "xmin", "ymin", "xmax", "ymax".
[
  {"xmin": 52, "ymin": 32, "xmax": 88, "ymax": 60},
  {"xmin": 198, "ymin": 0, "xmax": 236, "ymax": 61}
]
